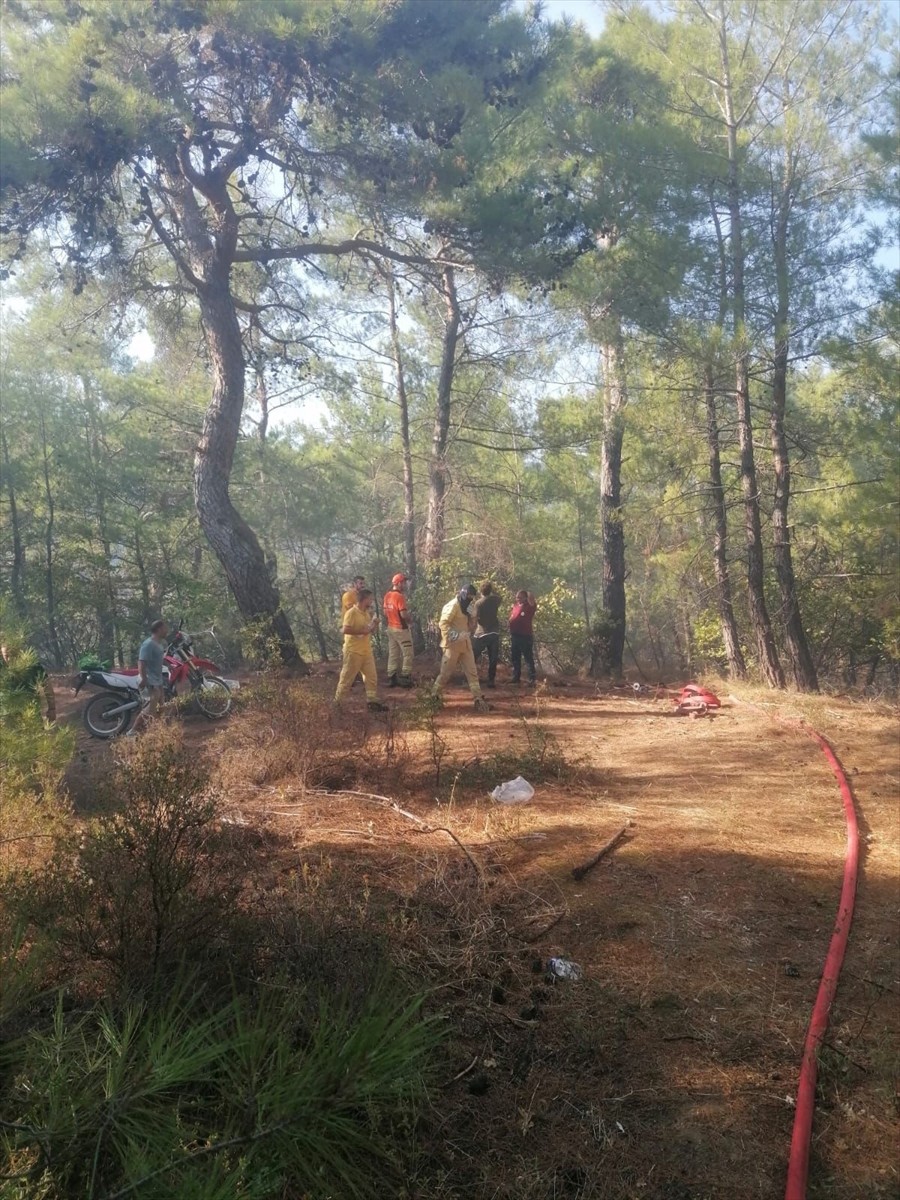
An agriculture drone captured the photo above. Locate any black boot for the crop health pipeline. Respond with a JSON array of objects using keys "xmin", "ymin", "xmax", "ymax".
[
  {"xmin": 368, "ymin": 700, "xmax": 389, "ymax": 712},
  {"xmin": 388, "ymin": 674, "xmax": 398, "ymax": 688},
  {"xmin": 398, "ymin": 675, "xmax": 414, "ymax": 689}
]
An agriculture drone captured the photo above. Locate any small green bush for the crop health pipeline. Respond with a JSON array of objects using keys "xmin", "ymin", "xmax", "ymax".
[
  {"xmin": 451, "ymin": 720, "xmax": 571, "ymax": 791},
  {"xmin": 7, "ymin": 735, "xmax": 240, "ymax": 990},
  {"xmin": 0, "ymin": 605, "xmax": 73, "ymax": 874},
  {"xmin": 1, "ymin": 978, "xmax": 436, "ymax": 1200}
]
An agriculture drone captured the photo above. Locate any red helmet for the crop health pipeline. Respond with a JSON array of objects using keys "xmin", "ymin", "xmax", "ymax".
[{"xmin": 392, "ymin": 573, "xmax": 408, "ymax": 586}]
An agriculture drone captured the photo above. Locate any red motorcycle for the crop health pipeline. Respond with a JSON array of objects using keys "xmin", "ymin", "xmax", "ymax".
[{"xmin": 77, "ymin": 625, "xmax": 233, "ymax": 739}]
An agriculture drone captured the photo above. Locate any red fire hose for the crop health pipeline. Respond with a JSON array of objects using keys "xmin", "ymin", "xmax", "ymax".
[{"xmin": 784, "ymin": 728, "xmax": 860, "ymax": 1200}]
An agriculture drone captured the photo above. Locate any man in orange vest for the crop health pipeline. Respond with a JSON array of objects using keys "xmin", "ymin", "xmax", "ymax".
[{"xmin": 383, "ymin": 573, "xmax": 414, "ymax": 688}]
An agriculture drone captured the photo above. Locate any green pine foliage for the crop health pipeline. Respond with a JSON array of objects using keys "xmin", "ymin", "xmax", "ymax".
[
  {"xmin": 1, "ymin": 983, "xmax": 435, "ymax": 1199},
  {"xmin": 1, "ymin": 736, "xmax": 439, "ymax": 1199}
]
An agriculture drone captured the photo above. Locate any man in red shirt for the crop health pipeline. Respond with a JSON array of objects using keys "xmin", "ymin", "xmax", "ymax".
[
  {"xmin": 508, "ymin": 589, "xmax": 537, "ymax": 685},
  {"xmin": 383, "ymin": 573, "xmax": 414, "ymax": 688}
]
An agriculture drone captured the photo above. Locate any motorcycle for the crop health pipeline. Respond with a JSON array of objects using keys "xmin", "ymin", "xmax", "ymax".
[{"xmin": 76, "ymin": 625, "xmax": 233, "ymax": 739}]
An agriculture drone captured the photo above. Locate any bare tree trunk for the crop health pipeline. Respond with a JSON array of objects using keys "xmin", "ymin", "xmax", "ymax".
[
  {"xmin": 719, "ymin": 18, "xmax": 785, "ymax": 688},
  {"xmin": 38, "ymin": 407, "xmax": 62, "ymax": 666},
  {"xmin": 599, "ymin": 329, "xmax": 627, "ymax": 679},
  {"xmin": 159, "ymin": 150, "xmax": 302, "ymax": 668},
  {"xmin": 423, "ymin": 266, "xmax": 460, "ymax": 563},
  {"xmin": 386, "ymin": 271, "xmax": 425, "ymax": 651},
  {"xmin": 0, "ymin": 425, "xmax": 27, "ymax": 619},
  {"xmin": 297, "ymin": 535, "xmax": 330, "ymax": 661},
  {"xmin": 134, "ymin": 527, "xmax": 154, "ymax": 627},
  {"xmin": 82, "ymin": 381, "xmax": 122, "ymax": 667},
  {"xmin": 704, "ymin": 366, "xmax": 747, "ymax": 678},
  {"xmin": 194, "ymin": 282, "xmax": 305, "ymax": 669},
  {"xmin": 771, "ymin": 200, "xmax": 819, "ymax": 691},
  {"xmin": 254, "ymin": 351, "xmax": 269, "ymax": 484}
]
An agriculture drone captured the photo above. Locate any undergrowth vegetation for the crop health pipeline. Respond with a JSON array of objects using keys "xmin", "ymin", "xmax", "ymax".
[
  {"xmin": 0, "ymin": 607, "xmax": 73, "ymax": 872},
  {"xmin": 0, "ymin": 730, "xmax": 439, "ymax": 1200}
]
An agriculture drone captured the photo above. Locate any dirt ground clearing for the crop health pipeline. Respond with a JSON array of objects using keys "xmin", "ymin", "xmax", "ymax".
[{"xmin": 60, "ymin": 675, "xmax": 899, "ymax": 1199}]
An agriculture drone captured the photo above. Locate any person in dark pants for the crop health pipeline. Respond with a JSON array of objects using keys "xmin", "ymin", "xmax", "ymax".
[
  {"xmin": 472, "ymin": 581, "xmax": 501, "ymax": 687},
  {"xmin": 508, "ymin": 589, "xmax": 537, "ymax": 685}
]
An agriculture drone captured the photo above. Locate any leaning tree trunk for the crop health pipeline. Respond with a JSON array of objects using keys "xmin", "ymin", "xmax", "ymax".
[
  {"xmin": 423, "ymin": 266, "xmax": 460, "ymax": 564},
  {"xmin": 720, "ymin": 29, "xmax": 785, "ymax": 688},
  {"xmin": 771, "ymin": 203, "xmax": 819, "ymax": 691},
  {"xmin": 599, "ymin": 328, "xmax": 627, "ymax": 679},
  {"xmin": 704, "ymin": 366, "xmax": 747, "ymax": 678},
  {"xmin": 194, "ymin": 280, "xmax": 304, "ymax": 668}
]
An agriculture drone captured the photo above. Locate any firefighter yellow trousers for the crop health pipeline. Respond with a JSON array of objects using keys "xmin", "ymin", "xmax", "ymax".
[
  {"xmin": 436, "ymin": 636, "xmax": 482, "ymax": 699},
  {"xmin": 335, "ymin": 642, "xmax": 378, "ymax": 701}
]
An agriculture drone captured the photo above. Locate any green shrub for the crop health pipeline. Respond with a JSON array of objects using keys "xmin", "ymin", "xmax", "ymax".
[
  {"xmin": 1, "ymin": 977, "xmax": 436, "ymax": 1200},
  {"xmin": 451, "ymin": 719, "xmax": 571, "ymax": 791},
  {"xmin": 7, "ymin": 735, "xmax": 240, "ymax": 990},
  {"xmin": 0, "ymin": 606, "xmax": 73, "ymax": 873}
]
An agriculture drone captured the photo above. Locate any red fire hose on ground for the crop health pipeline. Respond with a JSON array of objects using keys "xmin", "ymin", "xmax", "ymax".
[
  {"xmin": 725, "ymin": 698, "xmax": 861, "ymax": 1197},
  {"xmin": 783, "ymin": 726, "xmax": 860, "ymax": 1200}
]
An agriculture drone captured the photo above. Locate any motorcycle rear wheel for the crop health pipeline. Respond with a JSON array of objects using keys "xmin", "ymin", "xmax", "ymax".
[
  {"xmin": 83, "ymin": 692, "xmax": 134, "ymax": 739},
  {"xmin": 195, "ymin": 675, "xmax": 232, "ymax": 720}
]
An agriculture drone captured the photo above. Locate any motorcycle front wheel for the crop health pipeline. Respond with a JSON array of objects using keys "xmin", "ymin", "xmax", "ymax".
[
  {"xmin": 195, "ymin": 675, "xmax": 232, "ymax": 720},
  {"xmin": 83, "ymin": 691, "xmax": 135, "ymax": 739}
]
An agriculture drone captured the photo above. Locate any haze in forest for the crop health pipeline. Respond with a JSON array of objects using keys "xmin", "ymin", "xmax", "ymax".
[{"xmin": 1, "ymin": 0, "xmax": 897, "ymax": 692}]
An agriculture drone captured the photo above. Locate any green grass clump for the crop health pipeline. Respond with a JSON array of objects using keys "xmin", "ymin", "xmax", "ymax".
[
  {"xmin": 1, "ymin": 979, "xmax": 436, "ymax": 1200},
  {"xmin": 452, "ymin": 722, "xmax": 571, "ymax": 790}
]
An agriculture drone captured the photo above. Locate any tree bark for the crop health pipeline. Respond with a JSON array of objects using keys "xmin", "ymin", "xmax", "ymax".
[
  {"xmin": 385, "ymin": 271, "xmax": 426, "ymax": 653},
  {"xmin": 159, "ymin": 148, "xmax": 303, "ymax": 668},
  {"xmin": 134, "ymin": 527, "xmax": 154, "ymax": 627},
  {"xmin": 718, "ymin": 15, "xmax": 785, "ymax": 688},
  {"xmin": 296, "ymin": 535, "xmax": 330, "ymax": 662},
  {"xmin": 0, "ymin": 425, "xmax": 27, "ymax": 619},
  {"xmin": 193, "ymin": 281, "xmax": 305, "ymax": 669},
  {"xmin": 82, "ymin": 379, "xmax": 122, "ymax": 667},
  {"xmin": 386, "ymin": 276, "xmax": 418, "ymax": 588},
  {"xmin": 704, "ymin": 365, "xmax": 747, "ymax": 678},
  {"xmin": 38, "ymin": 407, "xmax": 62, "ymax": 666},
  {"xmin": 423, "ymin": 266, "xmax": 460, "ymax": 563},
  {"xmin": 770, "ymin": 193, "xmax": 819, "ymax": 691},
  {"xmin": 599, "ymin": 328, "xmax": 627, "ymax": 679}
]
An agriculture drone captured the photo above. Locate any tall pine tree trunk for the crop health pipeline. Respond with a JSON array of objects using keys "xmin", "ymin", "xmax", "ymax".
[
  {"xmin": 194, "ymin": 281, "xmax": 304, "ymax": 668},
  {"xmin": 134, "ymin": 527, "xmax": 154, "ymax": 627},
  {"xmin": 704, "ymin": 365, "xmax": 747, "ymax": 678},
  {"xmin": 0, "ymin": 426, "xmax": 27, "ymax": 619},
  {"xmin": 38, "ymin": 407, "xmax": 62, "ymax": 666},
  {"xmin": 386, "ymin": 271, "xmax": 425, "ymax": 652},
  {"xmin": 161, "ymin": 152, "xmax": 302, "ymax": 668},
  {"xmin": 771, "ymin": 203, "xmax": 818, "ymax": 690},
  {"xmin": 599, "ymin": 328, "xmax": 627, "ymax": 679},
  {"xmin": 719, "ymin": 24, "xmax": 785, "ymax": 688},
  {"xmin": 423, "ymin": 266, "xmax": 460, "ymax": 563}
]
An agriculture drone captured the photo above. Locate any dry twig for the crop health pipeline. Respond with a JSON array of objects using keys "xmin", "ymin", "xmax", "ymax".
[
  {"xmin": 308, "ymin": 788, "xmax": 482, "ymax": 877},
  {"xmin": 572, "ymin": 822, "xmax": 633, "ymax": 881}
]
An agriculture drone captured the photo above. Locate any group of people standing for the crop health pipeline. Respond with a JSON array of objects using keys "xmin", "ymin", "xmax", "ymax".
[{"xmin": 334, "ymin": 576, "xmax": 538, "ymax": 710}]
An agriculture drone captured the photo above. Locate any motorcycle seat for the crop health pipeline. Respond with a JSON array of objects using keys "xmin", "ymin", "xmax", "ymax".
[{"xmin": 94, "ymin": 671, "xmax": 143, "ymax": 690}]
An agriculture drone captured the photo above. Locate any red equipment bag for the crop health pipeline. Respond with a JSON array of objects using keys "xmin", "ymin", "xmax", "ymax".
[{"xmin": 675, "ymin": 683, "xmax": 722, "ymax": 708}]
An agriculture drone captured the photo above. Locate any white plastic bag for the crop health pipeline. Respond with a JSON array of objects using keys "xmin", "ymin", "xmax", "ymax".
[{"xmin": 490, "ymin": 775, "xmax": 535, "ymax": 804}]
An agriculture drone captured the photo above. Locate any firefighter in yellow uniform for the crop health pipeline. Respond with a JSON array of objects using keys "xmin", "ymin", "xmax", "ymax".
[
  {"xmin": 335, "ymin": 589, "xmax": 387, "ymax": 711},
  {"xmin": 435, "ymin": 585, "xmax": 490, "ymax": 710},
  {"xmin": 341, "ymin": 575, "xmax": 366, "ymax": 618}
]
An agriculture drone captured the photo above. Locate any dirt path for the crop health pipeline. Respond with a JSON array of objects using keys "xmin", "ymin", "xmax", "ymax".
[{"xmin": 59, "ymin": 672, "xmax": 899, "ymax": 1197}]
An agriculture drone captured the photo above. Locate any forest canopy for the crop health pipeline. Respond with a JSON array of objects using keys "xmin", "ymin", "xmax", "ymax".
[{"xmin": 1, "ymin": 0, "xmax": 897, "ymax": 691}]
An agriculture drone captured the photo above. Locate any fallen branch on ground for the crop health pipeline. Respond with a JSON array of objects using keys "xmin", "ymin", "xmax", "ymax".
[
  {"xmin": 523, "ymin": 907, "xmax": 567, "ymax": 943},
  {"xmin": 571, "ymin": 822, "xmax": 633, "ymax": 881},
  {"xmin": 307, "ymin": 788, "xmax": 482, "ymax": 877}
]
